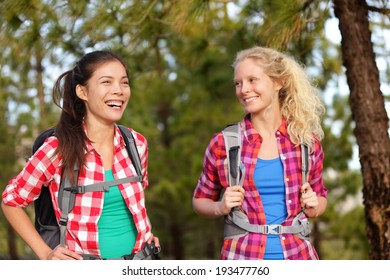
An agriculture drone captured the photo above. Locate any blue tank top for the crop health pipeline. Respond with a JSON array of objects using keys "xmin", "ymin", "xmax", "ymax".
[
  {"xmin": 97, "ymin": 170, "xmax": 137, "ymax": 258},
  {"xmin": 253, "ymin": 157, "xmax": 287, "ymax": 260}
]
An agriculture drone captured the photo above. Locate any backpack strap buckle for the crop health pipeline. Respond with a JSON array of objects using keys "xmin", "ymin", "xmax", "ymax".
[
  {"xmin": 59, "ymin": 216, "xmax": 68, "ymax": 226},
  {"xmin": 264, "ymin": 224, "xmax": 281, "ymax": 234},
  {"xmin": 63, "ymin": 185, "xmax": 85, "ymax": 194}
]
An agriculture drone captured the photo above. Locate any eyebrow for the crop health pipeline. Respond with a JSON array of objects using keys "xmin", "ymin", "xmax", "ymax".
[{"xmin": 98, "ymin": 75, "xmax": 128, "ymax": 80}]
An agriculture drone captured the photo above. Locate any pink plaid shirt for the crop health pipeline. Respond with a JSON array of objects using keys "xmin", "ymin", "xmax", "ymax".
[
  {"xmin": 2, "ymin": 125, "xmax": 152, "ymax": 257},
  {"xmin": 194, "ymin": 115, "xmax": 327, "ymax": 260}
]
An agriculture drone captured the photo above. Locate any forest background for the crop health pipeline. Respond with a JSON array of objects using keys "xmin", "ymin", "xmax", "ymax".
[{"xmin": 0, "ymin": 0, "xmax": 389, "ymax": 260}]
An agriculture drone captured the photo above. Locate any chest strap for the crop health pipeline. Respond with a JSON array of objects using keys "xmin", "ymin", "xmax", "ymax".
[
  {"xmin": 224, "ymin": 210, "xmax": 310, "ymax": 240},
  {"xmin": 63, "ymin": 176, "xmax": 143, "ymax": 194},
  {"xmin": 58, "ymin": 174, "xmax": 142, "ymax": 247}
]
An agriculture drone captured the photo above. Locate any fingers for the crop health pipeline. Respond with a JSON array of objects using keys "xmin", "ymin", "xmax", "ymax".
[
  {"xmin": 300, "ymin": 182, "xmax": 311, "ymax": 194},
  {"xmin": 220, "ymin": 186, "xmax": 245, "ymax": 214},
  {"xmin": 302, "ymin": 193, "xmax": 319, "ymax": 208},
  {"xmin": 300, "ymin": 183, "xmax": 318, "ymax": 209},
  {"xmin": 152, "ymin": 236, "xmax": 161, "ymax": 253},
  {"xmin": 146, "ymin": 234, "xmax": 161, "ymax": 254},
  {"xmin": 148, "ymin": 235, "xmax": 160, "ymax": 248},
  {"xmin": 146, "ymin": 234, "xmax": 154, "ymax": 244},
  {"xmin": 48, "ymin": 245, "xmax": 83, "ymax": 260},
  {"xmin": 224, "ymin": 186, "xmax": 245, "ymax": 203}
]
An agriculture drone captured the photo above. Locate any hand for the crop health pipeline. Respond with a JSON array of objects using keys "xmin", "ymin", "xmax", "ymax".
[
  {"xmin": 218, "ymin": 185, "xmax": 245, "ymax": 215},
  {"xmin": 300, "ymin": 183, "xmax": 320, "ymax": 217},
  {"xmin": 46, "ymin": 245, "xmax": 83, "ymax": 260},
  {"xmin": 147, "ymin": 234, "xmax": 161, "ymax": 253}
]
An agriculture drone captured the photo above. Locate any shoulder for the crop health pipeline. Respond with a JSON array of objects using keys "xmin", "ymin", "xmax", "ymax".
[
  {"xmin": 35, "ymin": 136, "xmax": 59, "ymax": 156},
  {"xmin": 129, "ymin": 128, "xmax": 147, "ymax": 146},
  {"xmin": 310, "ymin": 137, "xmax": 324, "ymax": 161},
  {"xmin": 117, "ymin": 125, "xmax": 147, "ymax": 147},
  {"xmin": 204, "ymin": 131, "xmax": 228, "ymax": 161},
  {"xmin": 131, "ymin": 127, "xmax": 146, "ymax": 138},
  {"xmin": 29, "ymin": 135, "xmax": 60, "ymax": 171},
  {"xmin": 208, "ymin": 120, "xmax": 245, "ymax": 153},
  {"xmin": 311, "ymin": 137, "xmax": 323, "ymax": 152}
]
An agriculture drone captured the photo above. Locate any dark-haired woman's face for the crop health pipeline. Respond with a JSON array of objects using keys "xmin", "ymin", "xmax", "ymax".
[{"xmin": 76, "ymin": 60, "xmax": 130, "ymax": 125}]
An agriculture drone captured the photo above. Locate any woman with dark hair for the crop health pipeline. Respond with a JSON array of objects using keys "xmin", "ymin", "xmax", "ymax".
[{"xmin": 2, "ymin": 50, "xmax": 159, "ymax": 260}]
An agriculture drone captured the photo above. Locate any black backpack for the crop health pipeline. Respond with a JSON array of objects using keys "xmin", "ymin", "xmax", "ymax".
[{"xmin": 32, "ymin": 125, "xmax": 143, "ymax": 249}]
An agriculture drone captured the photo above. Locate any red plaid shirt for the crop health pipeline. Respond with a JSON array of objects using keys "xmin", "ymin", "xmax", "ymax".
[
  {"xmin": 2, "ymin": 125, "xmax": 152, "ymax": 257},
  {"xmin": 194, "ymin": 115, "xmax": 327, "ymax": 260}
]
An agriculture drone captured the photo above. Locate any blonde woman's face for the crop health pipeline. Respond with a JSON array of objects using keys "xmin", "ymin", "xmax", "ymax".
[{"xmin": 233, "ymin": 58, "xmax": 282, "ymax": 117}]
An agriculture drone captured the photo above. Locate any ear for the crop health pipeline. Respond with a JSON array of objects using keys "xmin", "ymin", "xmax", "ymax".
[
  {"xmin": 273, "ymin": 79, "xmax": 283, "ymax": 92},
  {"xmin": 75, "ymin": 84, "xmax": 88, "ymax": 101}
]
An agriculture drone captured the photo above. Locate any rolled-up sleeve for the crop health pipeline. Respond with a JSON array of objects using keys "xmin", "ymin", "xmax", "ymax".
[{"xmin": 2, "ymin": 137, "xmax": 59, "ymax": 207}]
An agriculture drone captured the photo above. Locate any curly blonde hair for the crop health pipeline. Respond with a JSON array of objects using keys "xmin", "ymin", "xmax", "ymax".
[{"xmin": 232, "ymin": 46, "xmax": 325, "ymax": 148}]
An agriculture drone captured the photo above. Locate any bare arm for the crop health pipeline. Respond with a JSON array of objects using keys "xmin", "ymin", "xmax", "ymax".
[{"xmin": 1, "ymin": 202, "xmax": 82, "ymax": 260}]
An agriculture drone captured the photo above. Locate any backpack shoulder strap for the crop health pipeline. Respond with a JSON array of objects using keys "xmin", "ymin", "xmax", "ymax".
[
  {"xmin": 58, "ymin": 167, "xmax": 78, "ymax": 247},
  {"xmin": 297, "ymin": 143, "xmax": 310, "ymax": 217},
  {"xmin": 118, "ymin": 124, "xmax": 142, "ymax": 177},
  {"xmin": 222, "ymin": 122, "xmax": 245, "ymax": 187},
  {"xmin": 300, "ymin": 143, "xmax": 309, "ymax": 184},
  {"xmin": 57, "ymin": 125, "xmax": 143, "ymax": 247}
]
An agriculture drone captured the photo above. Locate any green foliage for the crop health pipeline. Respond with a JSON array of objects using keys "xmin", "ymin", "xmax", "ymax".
[
  {"xmin": 322, "ymin": 94, "xmax": 354, "ymax": 171},
  {"xmin": 322, "ymin": 205, "xmax": 369, "ymax": 259}
]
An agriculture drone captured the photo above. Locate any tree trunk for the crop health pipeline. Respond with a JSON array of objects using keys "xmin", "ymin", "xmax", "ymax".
[
  {"xmin": 312, "ymin": 221, "xmax": 321, "ymax": 258},
  {"xmin": 333, "ymin": 0, "xmax": 390, "ymax": 259},
  {"xmin": 170, "ymin": 223, "xmax": 184, "ymax": 259},
  {"xmin": 35, "ymin": 53, "xmax": 46, "ymax": 130}
]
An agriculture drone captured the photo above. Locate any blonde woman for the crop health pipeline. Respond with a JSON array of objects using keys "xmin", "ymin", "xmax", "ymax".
[{"xmin": 192, "ymin": 46, "xmax": 327, "ymax": 260}]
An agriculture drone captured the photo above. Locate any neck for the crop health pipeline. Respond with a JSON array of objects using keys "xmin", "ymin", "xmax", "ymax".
[
  {"xmin": 84, "ymin": 120, "xmax": 115, "ymax": 169},
  {"xmin": 84, "ymin": 119, "xmax": 115, "ymax": 145},
  {"xmin": 250, "ymin": 112, "xmax": 282, "ymax": 137}
]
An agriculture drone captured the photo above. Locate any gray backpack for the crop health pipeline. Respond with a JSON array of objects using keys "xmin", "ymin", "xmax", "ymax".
[{"xmin": 222, "ymin": 123, "xmax": 311, "ymax": 240}]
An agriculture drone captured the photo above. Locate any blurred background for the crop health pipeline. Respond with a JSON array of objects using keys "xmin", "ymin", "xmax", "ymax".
[{"xmin": 0, "ymin": 0, "xmax": 389, "ymax": 260}]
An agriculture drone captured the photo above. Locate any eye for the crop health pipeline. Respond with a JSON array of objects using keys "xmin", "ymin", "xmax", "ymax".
[
  {"xmin": 233, "ymin": 81, "xmax": 241, "ymax": 87},
  {"xmin": 102, "ymin": 80, "xmax": 110, "ymax": 84}
]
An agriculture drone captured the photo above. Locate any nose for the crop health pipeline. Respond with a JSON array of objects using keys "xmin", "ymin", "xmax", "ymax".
[
  {"xmin": 239, "ymin": 81, "xmax": 251, "ymax": 93},
  {"xmin": 112, "ymin": 82, "xmax": 123, "ymax": 94}
]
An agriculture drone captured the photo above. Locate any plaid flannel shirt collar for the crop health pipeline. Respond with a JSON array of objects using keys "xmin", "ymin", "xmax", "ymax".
[
  {"xmin": 83, "ymin": 123, "xmax": 126, "ymax": 154},
  {"xmin": 241, "ymin": 114, "xmax": 289, "ymax": 143}
]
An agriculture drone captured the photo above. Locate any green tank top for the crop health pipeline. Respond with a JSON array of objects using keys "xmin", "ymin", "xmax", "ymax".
[{"xmin": 98, "ymin": 170, "xmax": 138, "ymax": 259}]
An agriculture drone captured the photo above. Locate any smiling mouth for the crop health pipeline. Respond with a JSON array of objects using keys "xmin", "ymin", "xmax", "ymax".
[
  {"xmin": 105, "ymin": 101, "xmax": 123, "ymax": 108},
  {"xmin": 244, "ymin": 96, "xmax": 258, "ymax": 103}
]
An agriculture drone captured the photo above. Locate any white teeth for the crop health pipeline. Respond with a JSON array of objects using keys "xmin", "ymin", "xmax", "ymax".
[
  {"xmin": 106, "ymin": 101, "xmax": 122, "ymax": 108},
  {"xmin": 244, "ymin": 97, "xmax": 257, "ymax": 103}
]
